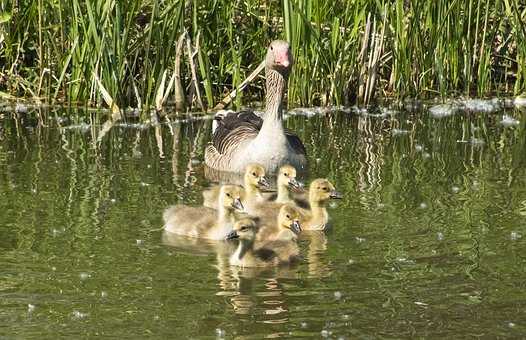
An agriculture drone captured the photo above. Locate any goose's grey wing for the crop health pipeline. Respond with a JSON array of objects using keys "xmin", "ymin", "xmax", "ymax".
[{"xmin": 212, "ymin": 110, "xmax": 261, "ymax": 154}]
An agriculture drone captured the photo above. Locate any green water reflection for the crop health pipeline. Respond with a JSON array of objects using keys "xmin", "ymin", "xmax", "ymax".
[{"xmin": 0, "ymin": 104, "xmax": 525, "ymax": 338}]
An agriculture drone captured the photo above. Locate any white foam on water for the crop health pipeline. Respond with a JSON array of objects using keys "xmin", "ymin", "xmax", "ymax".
[
  {"xmin": 462, "ymin": 98, "xmax": 501, "ymax": 113},
  {"xmin": 514, "ymin": 96, "xmax": 526, "ymax": 107},
  {"xmin": 501, "ymin": 115, "xmax": 520, "ymax": 127},
  {"xmin": 429, "ymin": 104, "xmax": 460, "ymax": 118}
]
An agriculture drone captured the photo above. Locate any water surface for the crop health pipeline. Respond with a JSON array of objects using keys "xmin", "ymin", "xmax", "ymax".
[{"xmin": 1, "ymin": 101, "xmax": 525, "ymax": 338}]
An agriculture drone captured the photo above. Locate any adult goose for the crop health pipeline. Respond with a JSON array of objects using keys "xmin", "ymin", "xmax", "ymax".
[{"xmin": 205, "ymin": 40, "xmax": 307, "ymax": 174}]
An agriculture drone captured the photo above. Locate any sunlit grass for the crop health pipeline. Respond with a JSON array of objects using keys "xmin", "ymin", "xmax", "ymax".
[{"xmin": 0, "ymin": 0, "xmax": 525, "ymax": 117}]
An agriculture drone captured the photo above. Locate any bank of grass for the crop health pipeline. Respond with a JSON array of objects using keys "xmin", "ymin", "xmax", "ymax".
[{"xmin": 0, "ymin": 0, "xmax": 525, "ymax": 118}]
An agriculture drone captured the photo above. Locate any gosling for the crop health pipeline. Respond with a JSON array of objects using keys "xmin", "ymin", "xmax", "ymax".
[
  {"xmin": 226, "ymin": 218, "xmax": 300, "ymax": 267},
  {"xmin": 202, "ymin": 163, "xmax": 269, "ymax": 209},
  {"xmin": 256, "ymin": 204, "xmax": 302, "ymax": 243},
  {"xmin": 299, "ymin": 178, "xmax": 342, "ymax": 231},
  {"xmin": 164, "ymin": 185, "xmax": 245, "ymax": 240},
  {"xmin": 263, "ymin": 164, "xmax": 304, "ymax": 204}
]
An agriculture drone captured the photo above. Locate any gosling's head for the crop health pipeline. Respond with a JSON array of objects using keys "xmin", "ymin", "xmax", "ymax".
[
  {"xmin": 277, "ymin": 165, "xmax": 302, "ymax": 190},
  {"xmin": 265, "ymin": 40, "xmax": 293, "ymax": 76},
  {"xmin": 277, "ymin": 204, "xmax": 302, "ymax": 234},
  {"xmin": 244, "ymin": 163, "xmax": 269, "ymax": 189},
  {"xmin": 225, "ymin": 218, "xmax": 258, "ymax": 241},
  {"xmin": 219, "ymin": 185, "xmax": 245, "ymax": 212},
  {"xmin": 309, "ymin": 179, "xmax": 342, "ymax": 204}
]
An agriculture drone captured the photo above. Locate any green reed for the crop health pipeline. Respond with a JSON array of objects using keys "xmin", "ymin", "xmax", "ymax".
[{"xmin": 0, "ymin": 0, "xmax": 525, "ymax": 117}]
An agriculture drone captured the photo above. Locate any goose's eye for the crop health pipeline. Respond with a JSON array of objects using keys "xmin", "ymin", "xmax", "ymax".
[{"xmin": 270, "ymin": 45, "xmax": 274, "ymax": 51}]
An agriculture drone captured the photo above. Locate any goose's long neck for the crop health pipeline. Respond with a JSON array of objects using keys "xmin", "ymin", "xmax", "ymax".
[
  {"xmin": 217, "ymin": 204, "xmax": 235, "ymax": 224},
  {"xmin": 262, "ymin": 68, "xmax": 287, "ymax": 129},
  {"xmin": 235, "ymin": 239, "xmax": 254, "ymax": 261},
  {"xmin": 276, "ymin": 182, "xmax": 291, "ymax": 203},
  {"xmin": 309, "ymin": 199, "xmax": 328, "ymax": 224}
]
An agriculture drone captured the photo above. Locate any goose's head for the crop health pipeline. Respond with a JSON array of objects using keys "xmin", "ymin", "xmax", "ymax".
[
  {"xmin": 266, "ymin": 40, "xmax": 293, "ymax": 75},
  {"xmin": 277, "ymin": 165, "xmax": 302, "ymax": 190},
  {"xmin": 219, "ymin": 185, "xmax": 245, "ymax": 212},
  {"xmin": 309, "ymin": 179, "xmax": 342, "ymax": 204},
  {"xmin": 278, "ymin": 204, "xmax": 302, "ymax": 235},
  {"xmin": 244, "ymin": 163, "xmax": 269, "ymax": 190},
  {"xmin": 226, "ymin": 218, "xmax": 258, "ymax": 241}
]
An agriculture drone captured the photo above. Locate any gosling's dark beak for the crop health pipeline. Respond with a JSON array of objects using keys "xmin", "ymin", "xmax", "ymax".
[
  {"xmin": 291, "ymin": 220, "xmax": 302, "ymax": 234},
  {"xmin": 225, "ymin": 230, "xmax": 239, "ymax": 240},
  {"xmin": 232, "ymin": 198, "xmax": 244, "ymax": 211},
  {"xmin": 330, "ymin": 190, "xmax": 343, "ymax": 199},
  {"xmin": 258, "ymin": 177, "xmax": 270, "ymax": 188},
  {"xmin": 288, "ymin": 178, "xmax": 303, "ymax": 190}
]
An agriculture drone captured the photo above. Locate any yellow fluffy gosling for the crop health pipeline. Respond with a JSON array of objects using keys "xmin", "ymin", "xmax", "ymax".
[
  {"xmin": 256, "ymin": 204, "xmax": 302, "ymax": 242},
  {"xmin": 299, "ymin": 179, "xmax": 342, "ymax": 231},
  {"xmin": 164, "ymin": 185, "xmax": 245, "ymax": 240},
  {"xmin": 263, "ymin": 164, "xmax": 304, "ymax": 204},
  {"xmin": 226, "ymin": 218, "xmax": 300, "ymax": 267},
  {"xmin": 202, "ymin": 163, "xmax": 269, "ymax": 209}
]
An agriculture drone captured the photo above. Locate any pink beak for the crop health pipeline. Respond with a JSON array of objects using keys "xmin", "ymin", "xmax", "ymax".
[{"xmin": 275, "ymin": 52, "xmax": 291, "ymax": 68}]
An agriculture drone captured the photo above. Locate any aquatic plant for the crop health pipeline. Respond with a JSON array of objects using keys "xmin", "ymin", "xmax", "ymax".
[{"xmin": 0, "ymin": 0, "xmax": 525, "ymax": 117}]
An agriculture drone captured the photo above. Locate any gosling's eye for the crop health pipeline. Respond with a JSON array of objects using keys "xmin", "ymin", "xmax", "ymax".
[
  {"xmin": 240, "ymin": 226, "xmax": 248, "ymax": 231},
  {"xmin": 252, "ymin": 172, "xmax": 257, "ymax": 176},
  {"xmin": 284, "ymin": 173, "xmax": 289, "ymax": 176},
  {"xmin": 286, "ymin": 214, "xmax": 290, "ymax": 219},
  {"xmin": 226, "ymin": 193, "xmax": 231, "ymax": 197},
  {"xmin": 270, "ymin": 45, "xmax": 274, "ymax": 51},
  {"xmin": 323, "ymin": 187, "xmax": 328, "ymax": 191}
]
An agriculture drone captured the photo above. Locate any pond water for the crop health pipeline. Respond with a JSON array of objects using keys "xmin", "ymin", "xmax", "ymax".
[{"xmin": 1, "ymin": 100, "xmax": 525, "ymax": 338}]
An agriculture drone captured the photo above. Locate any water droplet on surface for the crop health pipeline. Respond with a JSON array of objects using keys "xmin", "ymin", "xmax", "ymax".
[
  {"xmin": 136, "ymin": 239, "xmax": 144, "ymax": 246},
  {"xmin": 348, "ymin": 259, "xmax": 355, "ymax": 265},
  {"xmin": 300, "ymin": 322, "xmax": 308, "ymax": 328},
  {"xmin": 321, "ymin": 329, "xmax": 330, "ymax": 337},
  {"xmin": 510, "ymin": 232, "xmax": 522, "ymax": 241},
  {"xmin": 101, "ymin": 291, "xmax": 108, "ymax": 298},
  {"xmin": 334, "ymin": 291, "xmax": 342, "ymax": 300},
  {"xmin": 419, "ymin": 202, "xmax": 428, "ymax": 209},
  {"xmin": 140, "ymin": 182, "xmax": 149, "ymax": 187},
  {"xmin": 79, "ymin": 273, "xmax": 91, "ymax": 281},
  {"xmin": 392, "ymin": 128, "xmax": 410, "ymax": 136},
  {"xmin": 355, "ymin": 237, "xmax": 366, "ymax": 243},
  {"xmin": 437, "ymin": 232, "xmax": 444, "ymax": 241},
  {"xmin": 451, "ymin": 186, "xmax": 460, "ymax": 193},
  {"xmin": 415, "ymin": 144, "xmax": 423, "ymax": 152},
  {"xmin": 215, "ymin": 328, "xmax": 225, "ymax": 338},
  {"xmin": 72, "ymin": 310, "xmax": 88, "ymax": 320},
  {"xmin": 508, "ymin": 322, "xmax": 516, "ymax": 328},
  {"xmin": 110, "ymin": 198, "xmax": 116, "ymax": 203},
  {"xmin": 28, "ymin": 304, "xmax": 35, "ymax": 312}
]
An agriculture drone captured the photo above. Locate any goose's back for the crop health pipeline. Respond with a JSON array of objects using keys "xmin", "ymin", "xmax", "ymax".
[{"xmin": 205, "ymin": 110, "xmax": 307, "ymax": 173}]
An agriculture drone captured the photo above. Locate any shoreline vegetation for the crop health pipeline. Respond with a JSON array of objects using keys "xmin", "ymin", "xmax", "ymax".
[{"xmin": 1, "ymin": 0, "xmax": 526, "ymax": 120}]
